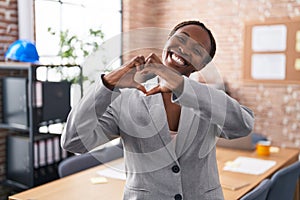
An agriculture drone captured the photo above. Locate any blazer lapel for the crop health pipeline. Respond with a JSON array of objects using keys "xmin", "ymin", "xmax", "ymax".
[
  {"xmin": 142, "ymin": 94, "xmax": 178, "ymax": 163},
  {"xmin": 175, "ymin": 106, "xmax": 196, "ymax": 157}
]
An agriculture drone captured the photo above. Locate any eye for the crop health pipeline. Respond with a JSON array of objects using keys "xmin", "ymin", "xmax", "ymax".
[
  {"xmin": 175, "ymin": 35, "xmax": 186, "ymax": 43},
  {"xmin": 193, "ymin": 48, "xmax": 202, "ymax": 56}
]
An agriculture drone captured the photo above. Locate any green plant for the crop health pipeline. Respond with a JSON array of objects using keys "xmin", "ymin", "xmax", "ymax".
[
  {"xmin": 48, "ymin": 27, "xmax": 104, "ymax": 64},
  {"xmin": 48, "ymin": 27, "xmax": 105, "ymax": 83}
]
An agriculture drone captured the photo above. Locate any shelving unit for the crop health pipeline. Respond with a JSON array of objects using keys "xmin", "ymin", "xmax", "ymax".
[{"xmin": 0, "ymin": 62, "xmax": 82, "ymax": 189}]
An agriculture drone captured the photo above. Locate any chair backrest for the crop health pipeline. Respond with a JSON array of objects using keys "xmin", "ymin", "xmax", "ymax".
[
  {"xmin": 240, "ymin": 179, "xmax": 271, "ymax": 200},
  {"xmin": 58, "ymin": 142, "xmax": 123, "ymax": 178},
  {"xmin": 266, "ymin": 161, "xmax": 300, "ymax": 200}
]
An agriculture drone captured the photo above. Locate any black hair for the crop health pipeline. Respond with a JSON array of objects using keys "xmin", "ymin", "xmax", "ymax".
[{"xmin": 169, "ymin": 20, "xmax": 216, "ymax": 65}]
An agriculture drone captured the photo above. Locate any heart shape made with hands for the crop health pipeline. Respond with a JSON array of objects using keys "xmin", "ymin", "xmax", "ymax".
[
  {"xmin": 133, "ymin": 63, "xmax": 172, "ymax": 96},
  {"xmin": 133, "ymin": 71, "xmax": 159, "ymax": 95},
  {"xmin": 134, "ymin": 72, "xmax": 171, "ymax": 96},
  {"xmin": 105, "ymin": 54, "xmax": 176, "ymax": 96},
  {"xmin": 133, "ymin": 54, "xmax": 162, "ymax": 84},
  {"xmin": 134, "ymin": 70, "xmax": 157, "ymax": 84}
]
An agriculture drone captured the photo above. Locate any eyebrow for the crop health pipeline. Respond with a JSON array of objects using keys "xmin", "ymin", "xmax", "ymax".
[
  {"xmin": 179, "ymin": 31, "xmax": 208, "ymax": 54},
  {"xmin": 182, "ymin": 31, "xmax": 190, "ymax": 37}
]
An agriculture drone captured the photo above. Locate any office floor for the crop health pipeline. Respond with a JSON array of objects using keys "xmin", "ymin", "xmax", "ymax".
[{"xmin": 0, "ymin": 184, "xmax": 20, "ymax": 200}]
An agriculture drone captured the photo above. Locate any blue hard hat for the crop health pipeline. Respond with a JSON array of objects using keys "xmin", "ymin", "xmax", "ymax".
[{"xmin": 5, "ymin": 39, "xmax": 39, "ymax": 63}]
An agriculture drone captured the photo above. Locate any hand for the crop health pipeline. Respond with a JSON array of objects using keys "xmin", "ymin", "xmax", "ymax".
[
  {"xmin": 134, "ymin": 53, "xmax": 160, "ymax": 84},
  {"xmin": 146, "ymin": 77, "xmax": 179, "ymax": 96},
  {"xmin": 140, "ymin": 53, "xmax": 184, "ymax": 96},
  {"xmin": 103, "ymin": 55, "xmax": 147, "ymax": 93}
]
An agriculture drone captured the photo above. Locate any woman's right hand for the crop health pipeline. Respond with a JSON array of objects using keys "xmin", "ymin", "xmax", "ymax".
[{"xmin": 102, "ymin": 55, "xmax": 147, "ymax": 93}]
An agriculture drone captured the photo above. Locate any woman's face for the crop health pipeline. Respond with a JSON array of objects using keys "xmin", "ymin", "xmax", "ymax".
[{"xmin": 162, "ymin": 24, "xmax": 211, "ymax": 77}]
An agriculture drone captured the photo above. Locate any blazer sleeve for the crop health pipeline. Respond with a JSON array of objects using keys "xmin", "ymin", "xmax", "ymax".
[
  {"xmin": 61, "ymin": 75, "xmax": 121, "ymax": 153},
  {"xmin": 172, "ymin": 76, "xmax": 254, "ymax": 139}
]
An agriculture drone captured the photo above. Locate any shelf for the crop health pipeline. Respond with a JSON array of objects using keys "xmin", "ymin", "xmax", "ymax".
[
  {"xmin": 3, "ymin": 164, "xmax": 60, "ymax": 190},
  {"xmin": 0, "ymin": 124, "xmax": 29, "ymax": 132},
  {"xmin": 0, "ymin": 63, "xmax": 82, "ymax": 189},
  {"xmin": 0, "ymin": 62, "xmax": 31, "ymax": 70}
]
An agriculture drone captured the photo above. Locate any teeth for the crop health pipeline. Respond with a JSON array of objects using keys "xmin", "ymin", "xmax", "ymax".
[{"xmin": 171, "ymin": 53, "xmax": 185, "ymax": 66}]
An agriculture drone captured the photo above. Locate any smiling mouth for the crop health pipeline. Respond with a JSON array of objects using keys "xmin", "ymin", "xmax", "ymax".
[{"xmin": 168, "ymin": 51, "xmax": 189, "ymax": 67}]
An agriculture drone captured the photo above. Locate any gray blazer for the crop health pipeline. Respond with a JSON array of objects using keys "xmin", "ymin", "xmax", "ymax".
[{"xmin": 61, "ymin": 76, "xmax": 254, "ymax": 200}]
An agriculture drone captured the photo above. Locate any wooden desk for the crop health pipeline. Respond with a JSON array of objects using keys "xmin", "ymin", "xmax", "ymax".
[
  {"xmin": 216, "ymin": 147, "xmax": 299, "ymax": 200},
  {"xmin": 9, "ymin": 147, "xmax": 299, "ymax": 200}
]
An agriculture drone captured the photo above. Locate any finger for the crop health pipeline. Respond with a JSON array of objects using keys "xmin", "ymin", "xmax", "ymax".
[
  {"xmin": 136, "ymin": 62, "xmax": 145, "ymax": 72},
  {"xmin": 146, "ymin": 85, "xmax": 161, "ymax": 96},
  {"xmin": 134, "ymin": 55, "xmax": 146, "ymax": 71},
  {"xmin": 136, "ymin": 55, "xmax": 145, "ymax": 65},
  {"xmin": 140, "ymin": 62, "xmax": 154, "ymax": 75},
  {"xmin": 145, "ymin": 56, "xmax": 155, "ymax": 64},
  {"xmin": 149, "ymin": 53, "xmax": 161, "ymax": 63},
  {"xmin": 145, "ymin": 53, "xmax": 161, "ymax": 63},
  {"xmin": 134, "ymin": 83, "xmax": 147, "ymax": 94},
  {"xmin": 145, "ymin": 53, "xmax": 153, "ymax": 61},
  {"xmin": 143, "ymin": 59, "xmax": 164, "ymax": 75},
  {"xmin": 144, "ymin": 58, "xmax": 158, "ymax": 69},
  {"xmin": 144, "ymin": 58, "xmax": 152, "ymax": 68},
  {"xmin": 133, "ymin": 55, "xmax": 145, "ymax": 63},
  {"xmin": 145, "ymin": 56, "xmax": 164, "ymax": 69},
  {"xmin": 128, "ymin": 55, "xmax": 145, "ymax": 69}
]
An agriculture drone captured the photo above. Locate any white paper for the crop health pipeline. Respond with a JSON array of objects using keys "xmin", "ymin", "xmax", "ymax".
[
  {"xmin": 252, "ymin": 24, "xmax": 287, "ymax": 52},
  {"xmin": 97, "ymin": 162, "xmax": 126, "ymax": 180},
  {"xmin": 251, "ymin": 54, "xmax": 286, "ymax": 80},
  {"xmin": 223, "ymin": 156, "xmax": 276, "ymax": 175}
]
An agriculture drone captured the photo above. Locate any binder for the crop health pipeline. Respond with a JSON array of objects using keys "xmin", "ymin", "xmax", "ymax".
[
  {"xmin": 54, "ymin": 136, "xmax": 61, "ymax": 162},
  {"xmin": 34, "ymin": 142, "xmax": 39, "ymax": 168},
  {"xmin": 46, "ymin": 138, "xmax": 54, "ymax": 165},
  {"xmin": 39, "ymin": 140, "xmax": 46, "ymax": 166},
  {"xmin": 35, "ymin": 81, "xmax": 43, "ymax": 107}
]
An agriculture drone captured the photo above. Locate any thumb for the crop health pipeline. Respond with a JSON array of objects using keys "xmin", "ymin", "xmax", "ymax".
[
  {"xmin": 133, "ymin": 82, "xmax": 147, "ymax": 94},
  {"xmin": 145, "ymin": 85, "xmax": 161, "ymax": 96}
]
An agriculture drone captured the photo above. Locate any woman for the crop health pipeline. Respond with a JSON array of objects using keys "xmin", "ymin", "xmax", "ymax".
[{"xmin": 61, "ymin": 20, "xmax": 254, "ymax": 200}]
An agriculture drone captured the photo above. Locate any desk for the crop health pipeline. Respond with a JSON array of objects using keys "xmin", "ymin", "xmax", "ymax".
[
  {"xmin": 216, "ymin": 147, "xmax": 299, "ymax": 200},
  {"xmin": 9, "ymin": 147, "xmax": 299, "ymax": 200}
]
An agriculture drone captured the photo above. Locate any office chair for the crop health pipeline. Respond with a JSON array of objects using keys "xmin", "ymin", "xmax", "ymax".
[
  {"xmin": 58, "ymin": 142, "xmax": 123, "ymax": 178},
  {"xmin": 266, "ymin": 161, "xmax": 300, "ymax": 200},
  {"xmin": 240, "ymin": 179, "xmax": 271, "ymax": 200}
]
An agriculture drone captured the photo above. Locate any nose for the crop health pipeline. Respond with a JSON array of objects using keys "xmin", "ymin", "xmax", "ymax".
[
  {"xmin": 178, "ymin": 46, "xmax": 189, "ymax": 56},
  {"xmin": 178, "ymin": 46, "xmax": 192, "ymax": 63},
  {"xmin": 178, "ymin": 46, "xmax": 183, "ymax": 53}
]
